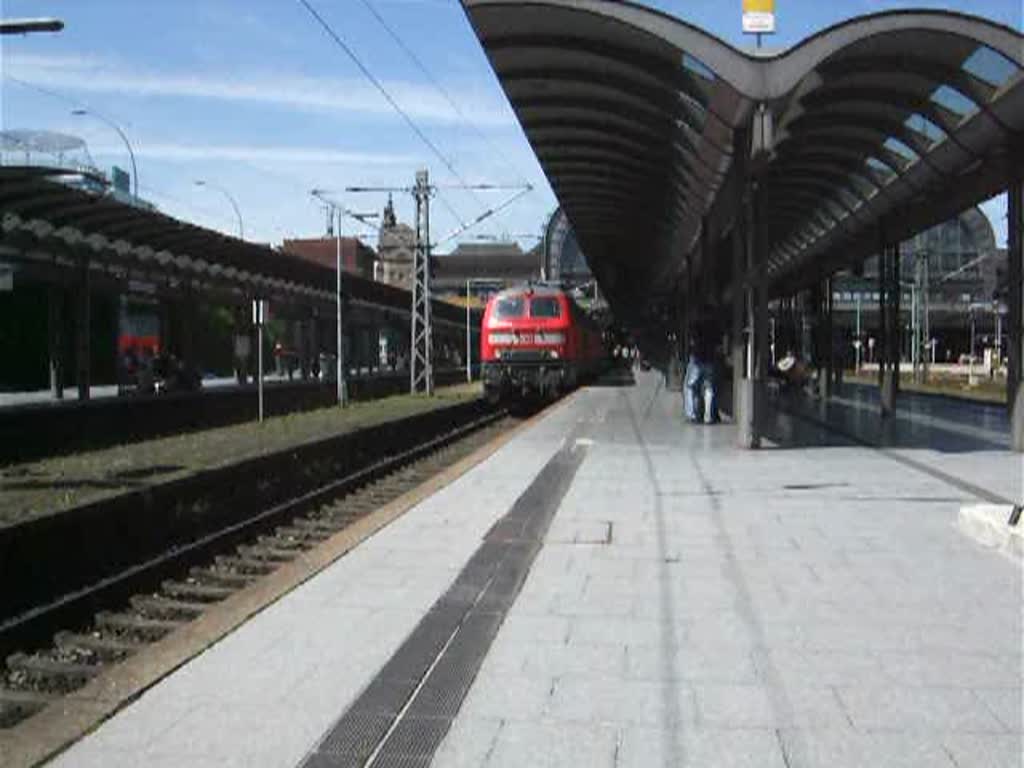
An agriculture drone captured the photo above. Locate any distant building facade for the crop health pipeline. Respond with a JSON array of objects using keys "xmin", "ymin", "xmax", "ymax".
[
  {"xmin": 433, "ymin": 241, "xmax": 544, "ymax": 306},
  {"xmin": 827, "ymin": 206, "xmax": 1006, "ymax": 362},
  {"xmin": 376, "ymin": 195, "xmax": 415, "ymax": 290},
  {"xmin": 281, "ymin": 236, "xmax": 375, "ymax": 279},
  {"xmin": 544, "ymin": 207, "xmax": 591, "ymax": 287}
]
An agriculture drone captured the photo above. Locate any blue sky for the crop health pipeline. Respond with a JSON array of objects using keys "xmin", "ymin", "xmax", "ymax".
[{"xmin": 1, "ymin": 0, "xmax": 1018, "ymax": 250}]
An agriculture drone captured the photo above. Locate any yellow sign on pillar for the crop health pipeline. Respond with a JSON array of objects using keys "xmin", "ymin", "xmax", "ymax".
[{"xmin": 743, "ymin": 0, "xmax": 775, "ymax": 34}]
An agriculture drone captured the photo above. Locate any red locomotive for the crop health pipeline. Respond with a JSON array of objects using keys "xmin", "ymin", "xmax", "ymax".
[{"xmin": 480, "ymin": 283, "xmax": 605, "ymax": 403}]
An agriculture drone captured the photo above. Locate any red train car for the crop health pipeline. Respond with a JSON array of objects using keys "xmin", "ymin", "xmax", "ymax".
[{"xmin": 480, "ymin": 283, "xmax": 604, "ymax": 402}]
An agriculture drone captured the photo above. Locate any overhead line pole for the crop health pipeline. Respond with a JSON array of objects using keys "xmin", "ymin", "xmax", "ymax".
[
  {"xmin": 433, "ymin": 186, "xmax": 533, "ymax": 248},
  {"xmin": 347, "ymin": 177, "xmax": 531, "ymax": 394},
  {"xmin": 357, "ymin": 0, "xmax": 531, "ymax": 190},
  {"xmin": 412, "ymin": 170, "xmax": 433, "ymax": 395},
  {"xmin": 311, "ymin": 189, "xmax": 380, "ymax": 406}
]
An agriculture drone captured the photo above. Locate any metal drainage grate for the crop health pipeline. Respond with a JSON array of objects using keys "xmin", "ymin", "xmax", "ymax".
[{"xmin": 302, "ymin": 440, "xmax": 588, "ymax": 768}]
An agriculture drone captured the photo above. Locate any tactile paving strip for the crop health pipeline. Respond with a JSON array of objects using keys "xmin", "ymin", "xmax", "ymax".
[{"xmin": 300, "ymin": 440, "xmax": 588, "ymax": 768}]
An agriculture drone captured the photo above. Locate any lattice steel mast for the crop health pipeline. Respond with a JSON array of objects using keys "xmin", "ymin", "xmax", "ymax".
[
  {"xmin": 411, "ymin": 169, "xmax": 434, "ymax": 394},
  {"xmin": 347, "ymin": 172, "xmax": 531, "ymax": 395}
]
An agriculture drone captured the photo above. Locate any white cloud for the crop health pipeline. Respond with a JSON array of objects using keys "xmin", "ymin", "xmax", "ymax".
[
  {"xmin": 90, "ymin": 141, "xmax": 416, "ymax": 166},
  {"xmin": 5, "ymin": 52, "xmax": 514, "ymax": 127}
]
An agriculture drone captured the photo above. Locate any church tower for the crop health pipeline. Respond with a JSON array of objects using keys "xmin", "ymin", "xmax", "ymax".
[{"xmin": 375, "ymin": 194, "xmax": 414, "ymax": 289}]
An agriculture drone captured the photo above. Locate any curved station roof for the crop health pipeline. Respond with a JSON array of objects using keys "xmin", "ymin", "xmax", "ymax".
[
  {"xmin": 0, "ymin": 166, "xmax": 468, "ymax": 327},
  {"xmin": 461, "ymin": 0, "xmax": 1024, "ymax": 338}
]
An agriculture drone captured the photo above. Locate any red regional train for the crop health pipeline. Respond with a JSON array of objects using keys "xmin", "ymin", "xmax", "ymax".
[{"xmin": 480, "ymin": 283, "xmax": 605, "ymax": 403}]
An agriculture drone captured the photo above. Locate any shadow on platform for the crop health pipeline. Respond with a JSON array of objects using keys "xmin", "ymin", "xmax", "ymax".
[
  {"xmin": 714, "ymin": 378, "xmax": 1009, "ymax": 454},
  {"xmin": 590, "ymin": 367, "xmax": 637, "ymax": 388}
]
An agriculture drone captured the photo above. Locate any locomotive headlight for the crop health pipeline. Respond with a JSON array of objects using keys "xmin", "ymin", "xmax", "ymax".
[
  {"xmin": 489, "ymin": 333, "xmax": 514, "ymax": 345},
  {"xmin": 549, "ymin": 349, "xmax": 560, "ymax": 359}
]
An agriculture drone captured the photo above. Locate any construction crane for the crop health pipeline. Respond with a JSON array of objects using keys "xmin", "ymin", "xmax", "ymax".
[{"xmin": 346, "ymin": 172, "xmax": 531, "ymax": 395}]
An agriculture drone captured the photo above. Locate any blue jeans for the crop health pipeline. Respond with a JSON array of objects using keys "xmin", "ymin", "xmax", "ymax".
[{"xmin": 684, "ymin": 357, "xmax": 718, "ymax": 423}]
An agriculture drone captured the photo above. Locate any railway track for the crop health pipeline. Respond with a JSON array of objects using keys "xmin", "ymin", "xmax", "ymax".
[{"xmin": 0, "ymin": 409, "xmax": 519, "ymax": 730}]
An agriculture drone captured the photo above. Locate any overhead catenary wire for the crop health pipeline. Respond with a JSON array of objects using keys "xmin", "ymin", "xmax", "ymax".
[
  {"xmin": 434, "ymin": 186, "xmax": 533, "ymax": 248},
  {"xmin": 356, "ymin": 0, "xmax": 531, "ymax": 189},
  {"xmin": 434, "ymin": 189, "xmax": 469, "ymax": 229},
  {"xmin": 4, "ymin": 75, "xmax": 134, "ymax": 128},
  {"xmin": 296, "ymin": 0, "xmax": 478, "ymax": 226}
]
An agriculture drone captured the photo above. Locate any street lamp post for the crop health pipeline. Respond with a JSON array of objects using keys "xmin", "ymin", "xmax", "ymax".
[
  {"xmin": 195, "ymin": 180, "xmax": 244, "ymax": 239},
  {"xmin": 71, "ymin": 109, "xmax": 137, "ymax": 200},
  {"xmin": 311, "ymin": 190, "xmax": 377, "ymax": 408},
  {"xmin": 334, "ymin": 207, "xmax": 346, "ymax": 406},
  {"xmin": 1, "ymin": 17, "xmax": 64, "ymax": 34}
]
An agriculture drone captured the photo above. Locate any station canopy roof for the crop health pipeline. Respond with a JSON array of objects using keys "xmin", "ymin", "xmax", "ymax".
[
  {"xmin": 0, "ymin": 166, "xmax": 472, "ymax": 325},
  {"xmin": 461, "ymin": 0, "xmax": 1024, "ymax": 332},
  {"xmin": 0, "ymin": 166, "xmax": 334, "ymax": 304}
]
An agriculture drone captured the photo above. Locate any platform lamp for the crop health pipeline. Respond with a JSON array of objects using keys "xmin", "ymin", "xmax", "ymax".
[
  {"xmin": 71, "ymin": 108, "xmax": 137, "ymax": 200},
  {"xmin": 310, "ymin": 189, "xmax": 378, "ymax": 408},
  {"xmin": 195, "ymin": 180, "xmax": 244, "ymax": 239}
]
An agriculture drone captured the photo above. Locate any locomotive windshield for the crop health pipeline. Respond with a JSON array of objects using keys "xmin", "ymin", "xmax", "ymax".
[
  {"xmin": 529, "ymin": 297, "xmax": 561, "ymax": 318},
  {"xmin": 493, "ymin": 296, "xmax": 525, "ymax": 319}
]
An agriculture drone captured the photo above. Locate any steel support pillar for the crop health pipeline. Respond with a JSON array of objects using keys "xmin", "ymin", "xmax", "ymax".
[
  {"xmin": 48, "ymin": 284, "xmax": 64, "ymax": 399},
  {"xmin": 410, "ymin": 169, "xmax": 433, "ymax": 395},
  {"xmin": 819, "ymin": 278, "xmax": 833, "ymax": 400},
  {"xmin": 737, "ymin": 180, "xmax": 766, "ymax": 449},
  {"xmin": 752, "ymin": 186, "xmax": 769, "ymax": 424},
  {"xmin": 728, "ymin": 126, "xmax": 760, "ymax": 446},
  {"xmin": 233, "ymin": 305, "xmax": 249, "ymax": 384},
  {"xmin": 75, "ymin": 258, "xmax": 90, "ymax": 401},
  {"xmin": 892, "ymin": 240, "xmax": 901, "ymax": 397},
  {"xmin": 1008, "ymin": 177, "xmax": 1023, "ymax": 451},
  {"xmin": 180, "ymin": 292, "xmax": 196, "ymax": 374},
  {"xmin": 310, "ymin": 308, "xmax": 320, "ymax": 378},
  {"xmin": 878, "ymin": 238, "xmax": 897, "ymax": 417},
  {"xmin": 731, "ymin": 221, "xmax": 746, "ymax": 434},
  {"xmin": 810, "ymin": 284, "xmax": 824, "ymax": 398}
]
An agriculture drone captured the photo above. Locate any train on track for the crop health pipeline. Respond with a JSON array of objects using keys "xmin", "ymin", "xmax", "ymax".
[{"xmin": 480, "ymin": 283, "xmax": 606, "ymax": 403}]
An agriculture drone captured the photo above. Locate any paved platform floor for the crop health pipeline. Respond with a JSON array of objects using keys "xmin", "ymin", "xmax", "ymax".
[{"xmin": 50, "ymin": 371, "xmax": 1022, "ymax": 767}]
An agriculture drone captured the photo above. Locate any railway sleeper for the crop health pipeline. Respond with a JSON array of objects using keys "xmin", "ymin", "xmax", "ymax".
[
  {"xmin": 307, "ymin": 512, "xmax": 354, "ymax": 530},
  {"xmin": 213, "ymin": 555, "xmax": 277, "ymax": 575},
  {"xmin": 235, "ymin": 545, "xmax": 297, "ymax": 563},
  {"xmin": 335, "ymin": 500, "xmax": 381, "ymax": 516},
  {"xmin": 296, "ymin": 516, "xmax": 346, "ymax": 533},
  {"xmin": 161, "ymin": 579, "xmax": 235, "ymax": 602},
  {"xmin": 189, "ymin": 566, "xmax": 254, "ymax": 588},
  {"xmin": 289, "ymin": 518, "xmax": 340, "ymax": 535},
  {"xmin": 274, "ymin": 524, "xmax": 331, "ymax": 542},
  {"xmin": 336, "ymin": 493, "xmax": 378, "ymax": 507},
  {"xmin": 0, "ymin": 688, "xmax": 54, "ymax": 728},
  {"xmin": 367, "ymin": 483, "xmax": 409, "ymax": 498},
  {"xmin": 55, "ymin": 631, "xmax": 140, "ymax": 661},
  {"xmin": 95, "ymin": 612, "xmax": 181, "ymax": 641},
  {"xmin": 258, "ymin": 533, "xmax": 308, "ymax": 550},
  {"xmin": 6, "ymin": 653, "xmax": 100, "ymax": 689},
  {"xmin": 130, "ymin": 595, "xmax": 206, "ymax": 621}
]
